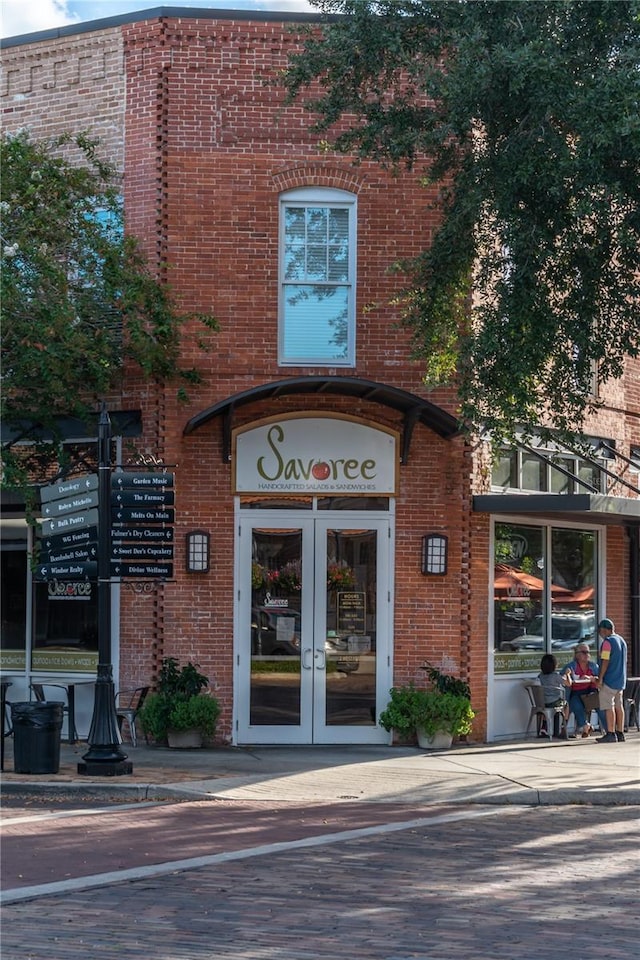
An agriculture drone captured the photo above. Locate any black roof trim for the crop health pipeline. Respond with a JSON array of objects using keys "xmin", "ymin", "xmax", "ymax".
[
  {"xmin": 183, "ymin": 377, "xmax": 460, "ymax": 464},
  {"xmin": 1, "ymin": 6, "xmax": 333, "ymax": 48},
  {"xmin": 1, "ymin": 410, "xmax": 142, "ymax": 444},
  {"xmin": 473, "ymin": 493, "xmax": 640, "ymax": 527}
]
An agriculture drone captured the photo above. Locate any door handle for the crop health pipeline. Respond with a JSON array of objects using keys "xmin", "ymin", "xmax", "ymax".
[
  {"xmin": 302, "ymin": 648, "xmax": 313, "ymax": 670},
  {"xmin": 314, "ymin": 649, "xmax": 326, "ymax": 670}
]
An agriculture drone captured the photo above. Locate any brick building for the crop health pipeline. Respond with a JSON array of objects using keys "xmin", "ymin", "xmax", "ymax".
[{"xmin": 2, "ymin": 8, "xmax": 639, "ymax": 745}]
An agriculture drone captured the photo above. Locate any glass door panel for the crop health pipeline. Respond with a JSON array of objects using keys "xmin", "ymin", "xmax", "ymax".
[
  {"xmin": 322, "ymin": 528, "xmax": 377, "ymax": 728},
  {"xmin": 248, "ymin": 526, "xmax": 307, "ymax": 730}
]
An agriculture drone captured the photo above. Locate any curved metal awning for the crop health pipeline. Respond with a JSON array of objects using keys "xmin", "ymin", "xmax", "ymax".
[{"xmin": 183, "ymin": 376, "xmax": 460, "ymax": 464}]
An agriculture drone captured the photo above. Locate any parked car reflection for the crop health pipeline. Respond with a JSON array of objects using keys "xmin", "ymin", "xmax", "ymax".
[
  {"xmin": 500, "ymin": 612, "xmax": 596, "ymax": 652},
  {"xmin": 251, "ymin": 607, "xmax": 301, "ymax": 656}
]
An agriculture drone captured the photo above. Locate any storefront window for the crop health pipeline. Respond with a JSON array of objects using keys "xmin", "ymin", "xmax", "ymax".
[
  {"xmin": 493, "ymin": 523, "xmax": 596, "ymax": 674},
  {"xmin": 1, "ymin": 520, "xmax": 28, "ymax": 670},
  {"xmin": 32, "ymin": 580, "xmax": 98, "ymax": 673}
]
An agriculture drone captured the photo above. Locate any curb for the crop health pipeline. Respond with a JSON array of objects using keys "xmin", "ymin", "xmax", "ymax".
[{"xmin": 2, "ymin": 779, "xmax": 639, "ymax": 806}]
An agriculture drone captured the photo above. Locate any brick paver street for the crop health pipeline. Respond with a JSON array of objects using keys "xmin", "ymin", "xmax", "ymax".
[{"xmin": 1, "ymin": 803, "xmax": 638, "ymax": 960}]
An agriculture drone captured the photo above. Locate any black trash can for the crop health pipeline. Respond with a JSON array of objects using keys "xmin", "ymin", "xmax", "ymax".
[{"xmin": 11, "ymin": 701, "xmax": 64, "ymax": 774}]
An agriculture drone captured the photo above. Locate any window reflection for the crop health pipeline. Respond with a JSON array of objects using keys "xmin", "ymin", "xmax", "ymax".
[{"xmin": 493, "ymin": 523, "xmax": 596, "ymax": 674}]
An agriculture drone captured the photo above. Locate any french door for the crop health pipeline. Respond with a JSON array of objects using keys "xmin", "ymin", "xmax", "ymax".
[{"xmin": 235, "ymin": 512, "xmax": 392, "ymax": 744}]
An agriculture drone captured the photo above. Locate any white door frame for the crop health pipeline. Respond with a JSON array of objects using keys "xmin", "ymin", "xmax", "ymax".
[{"xmin": 233, "ymin": 506, "xmax": 393, "ymax": 745}]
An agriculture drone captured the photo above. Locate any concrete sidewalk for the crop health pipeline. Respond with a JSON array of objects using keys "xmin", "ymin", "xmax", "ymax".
[{"xmin": 1, "ymin": 731, "xmax": 638, "ymax": 806}]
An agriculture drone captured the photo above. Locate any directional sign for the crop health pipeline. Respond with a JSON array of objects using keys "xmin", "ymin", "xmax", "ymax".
[
  {"xmin": 41, "ymin": 526, "xmax": 98, "ymax": 551},
  {"xmin": 35, "ymin": 561, "xmax": 97, "ymax": 581},
  {"xmin": 40, "ymin": 543, "xmax": 98, "ymax": 564},
  {"xmin": 42, "ymin": 489, "xmax": 99, "ymax": 518},
  {"xmin": 40, "ymin": 473, "xmax": 98, "ymax": 504},
  {"xmin": 111, "ymin": 489, "xmax": 174, "ymax": 508},
  {"xmin": 112, "ymin": 544, "xmax": 174, "ymax": 560},
  {"xmin": 110, "ymin": 562, "xmax": 173, "ymax": 579},
  {"xmin": 111, "ymin": 472, "xmax": 174, "ymax": 490},
  {"xmin": 111, "ymin": 526, "xmax": 174, "ymax": 543},
  {"xmin": 41, "ymin": 508, "xmax": 99, "ymax": 536},
  {"xmin": 111, "ymin": 507, "xmax": 175, "ymax": 524}
]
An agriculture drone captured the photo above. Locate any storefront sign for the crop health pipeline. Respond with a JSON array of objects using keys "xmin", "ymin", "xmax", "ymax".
[
  {"xmin": 31, "ymin": 649, "xmax": 98, "ymax": 672},
  {"xmin": 494, "ymin": 651, "xmax": 541, "ymax": 674},
  {"xmin": 234, "ymin": 416, "xmax": 398, "ymax": 495},
  {"xmin": 0, "ymin": 650, "xmax": 26, "ymax": 670},
  {"xmin": 47, "ymin": 580, "xmax": 93, "ymax": 600}
]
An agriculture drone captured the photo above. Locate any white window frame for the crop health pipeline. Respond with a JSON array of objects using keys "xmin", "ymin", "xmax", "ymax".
[
  {"xmin": 278, "ymin": 187, "xmax": 357, "ymax": 367},
  {"xmin": 491, "ymin": 445, "xmax": 603, "ymax": 494}
]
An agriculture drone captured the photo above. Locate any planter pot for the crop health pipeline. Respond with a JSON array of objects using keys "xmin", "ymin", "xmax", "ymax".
[
  {"xmin": 417, "ymin": 728, "xmax": 453, "ymax": 750},
  {"xmin": 167, "ymin": 728, "xmax": 203, "ymax": 749}
]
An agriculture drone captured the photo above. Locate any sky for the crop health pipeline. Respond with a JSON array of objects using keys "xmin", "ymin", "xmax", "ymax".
[{"xmin": 0, "ymin": 0, "xmax": 316, "ymax": 40}]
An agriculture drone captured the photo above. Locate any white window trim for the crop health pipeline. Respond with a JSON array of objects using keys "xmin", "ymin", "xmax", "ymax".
[{"xmin": 278, "ymin": 187, "xmax": 357, "ymax": 367}]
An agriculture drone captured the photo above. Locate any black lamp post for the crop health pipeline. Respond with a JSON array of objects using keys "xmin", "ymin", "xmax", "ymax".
[{"xmin": 78, "ymin": 404, "xmax": 132, "ymax": 775}]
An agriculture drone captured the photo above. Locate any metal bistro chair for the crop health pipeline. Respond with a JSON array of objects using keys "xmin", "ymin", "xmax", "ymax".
[
  {"xmin": 523, "ymin": 682, "xmax": 568, "ymax": 740},
  {"xmin": 115, "ymin": 686, "xmax": 150, "ymax": 747},
  {"xmin": 624, "ymin": 679, "xmax": 640, "ymax": 733}
]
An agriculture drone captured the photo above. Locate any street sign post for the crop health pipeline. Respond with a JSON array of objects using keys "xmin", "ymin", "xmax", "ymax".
[
  {"xmin": 111, "ymin": 562, "xmax": 174, "ymax": 578},
  {"xmin": 111, "ymin": 507, "xmax": 175, "ymax": 524},
  {"xmin": 41, "ymin": 508, "xmax": 99, "ymax": 537},
  {"xmin": 42, "ymin": 489, "xmax": 99, "ymax": 518},
  {"xmin": 41, "ymin": 526, "xmax": 98, "ymax": 551},
  {"xmin": 78, "ymin": 406, "xmax": 131, "ymax": 777},
  {"xmin": 34, "ymin": 561, "xmax": 97, "ymax": 580},
  {"xmin": 39, "ymin": 543, "xmax": 98, "ymax": 564},
  {"xmin": 111, "ymin": 526, "xmax": 173, "ymax": 542},
  {"xmin": 111, "ymin": 472, "xmax": 174, "ymax": 489},
  {"xmin": 111, "ymin": 544, "xmax": 174, "ymax": 560},
  {"xmin": 40, "ymin": 473, "xmax": 98, "ymax": 503}
]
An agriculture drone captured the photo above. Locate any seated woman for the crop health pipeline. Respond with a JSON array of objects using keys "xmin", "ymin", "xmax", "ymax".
[
  {"xmin": 537, "ymin": 653, "xmax": 569, "ymax": 737},
  {"xmin": 560, "ymin": 644, "xmax": 601, "ymax": 737}
]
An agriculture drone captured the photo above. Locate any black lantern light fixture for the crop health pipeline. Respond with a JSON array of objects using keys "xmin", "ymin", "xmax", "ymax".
[
  {"xmin": 186, "ymin": 530, "xmax": 210, "ymax": 573},
  {"xmin": 422, "ymin": 533, "xmax": 448, "ymax": 575}
]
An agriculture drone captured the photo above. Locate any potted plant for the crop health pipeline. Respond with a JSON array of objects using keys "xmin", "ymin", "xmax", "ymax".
[
  {"xmin": 139, "ymin": 657, "xmax": 221, "ymax": 748},
  {"xmin": 412, "ymin": 689, "xmax": 475, "ymax": 749},
  {"xmin": 379, "ymin": 667, "xmax": 474, "ymax": 749}
]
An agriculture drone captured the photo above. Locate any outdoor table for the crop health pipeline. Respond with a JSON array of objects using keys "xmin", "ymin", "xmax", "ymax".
[{"xmin": 31, "ymin": 679, "xmax": 95, "ymax": 745}]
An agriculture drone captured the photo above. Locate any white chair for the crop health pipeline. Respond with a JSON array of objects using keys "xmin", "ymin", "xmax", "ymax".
[{"xmin": 523, "ymin": 682, "xmax": 567, "ymax": 739}]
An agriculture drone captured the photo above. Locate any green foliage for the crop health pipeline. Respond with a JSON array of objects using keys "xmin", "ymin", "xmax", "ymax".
[
  {"xmin": 1, "ymin": 130, "xmax": 218, "ymax": 489},
  {"xmin": 379, "ymin": 674, "xmax": 474, "ymax": 739},
  {"xmin": 165, "ymin": 695, "xmax": 220, "ymax": 736},
  {"xmin": 421, "ymin": 661, "xmax": 471, "ymax": 700},
  {"xmin": 282, "ymin": 1, "xmax": 640, "ymax": 445},
  {"xmin": 413, "ymin": 690, "xmax": 475, "ymax": 738},
  {"xmin": 138, "ymin": 657, "xmax": 220, "ymax": 743},
  {"xmin": 379, "ymin": 683, "xmax": 427, "ymax": 739},
  {"xmin": 156, "ymin": 656, "xmax": 209, "ymax": 699}
]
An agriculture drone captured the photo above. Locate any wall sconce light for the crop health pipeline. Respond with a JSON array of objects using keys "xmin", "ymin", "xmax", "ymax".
[
  {"xmin": 422, "ymin": 533, "xmax": 448, "ymax": 575},
  {"xmin": 186, "ymin": 530, "xmax": 210, "ymax": 573}
]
